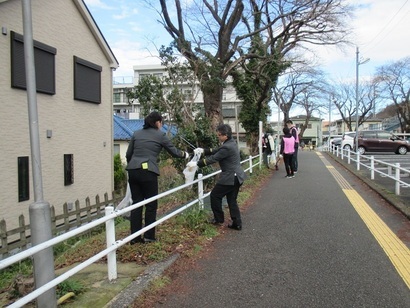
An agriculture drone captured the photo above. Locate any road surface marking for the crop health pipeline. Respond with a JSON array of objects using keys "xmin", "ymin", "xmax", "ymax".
[{"xmin": 318, "ymin": 152, "xmax": 410, "ymax": 289}]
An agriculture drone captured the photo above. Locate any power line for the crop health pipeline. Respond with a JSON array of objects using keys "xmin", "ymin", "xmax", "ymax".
[{"xmin": 362, "ymin": 0, "xmax": 410, "ymax": 54}]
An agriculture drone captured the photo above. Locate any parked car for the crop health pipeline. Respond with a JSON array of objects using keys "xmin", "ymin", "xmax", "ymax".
[
  {"xmin": 341, "ymin": 131, "xmax": 356, "ymax": 150},
  {"xmin": 331, "ymin": 137, "xmax": 342, "ymax": 148},
  {"xmin": 353, "ymin": 130, "xmax": 409, "ymax": 155}
]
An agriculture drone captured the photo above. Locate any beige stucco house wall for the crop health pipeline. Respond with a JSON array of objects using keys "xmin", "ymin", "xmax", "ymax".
[{"xmin": 0, "ymin": 0, "xmax": 118, "ymax": 229}]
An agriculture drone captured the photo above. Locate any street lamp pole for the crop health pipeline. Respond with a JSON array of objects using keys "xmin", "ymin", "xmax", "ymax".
[
  {"xmin": 22, "ymin": 0, "xmax": 56, "ymax": 306},
  {"xmin": 329, "ymin": 98, "xmax": 331, "ymax": 148},
  {"xmin": 355, "ymin": 47, "xmax": 370, "ymax": 152}
]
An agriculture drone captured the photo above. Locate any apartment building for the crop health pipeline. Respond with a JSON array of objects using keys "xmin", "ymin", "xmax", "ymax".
[{"xmin": 113, "ymin": 64, "xmax": 247, "ymax": 149}]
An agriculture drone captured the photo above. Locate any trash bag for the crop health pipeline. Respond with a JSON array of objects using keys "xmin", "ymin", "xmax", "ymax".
[
  {"xmin": 268, "ymin": 152, "xmax": 277, "ymax": 168},
  {"xmin": 183, "ymin": 152, "xmax": 201, "ymax": 186},
  {"xmin": 117, "ymin": 182, "xmax": 132, "ymax": 211}
]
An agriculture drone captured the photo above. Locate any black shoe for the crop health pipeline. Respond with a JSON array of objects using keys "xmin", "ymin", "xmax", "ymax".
[
  {"xmin": 209, "ymin": 219, "xmax": 224, "ymax": 226},
  {"xmin": 228, "ymin": 224, "xmax": 242, "ymax": 231}
]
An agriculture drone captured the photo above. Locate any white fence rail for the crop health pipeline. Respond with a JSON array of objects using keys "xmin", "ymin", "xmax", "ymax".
[
  {"xmin": 0, "ymin": 155, "xmax": 261, "ymax": 308},
  {"xmin": 325, "ymin": 145, "xmax": 410, "ymax": 195}
]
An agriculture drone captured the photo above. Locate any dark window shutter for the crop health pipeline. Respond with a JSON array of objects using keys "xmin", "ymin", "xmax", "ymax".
[
  {"xmin": 11, "ymin": 31, "xmax": 56, "ymax": 95},
  {"xmin": 74, "ymin": 56, "xmax": 102, "ymax": 104}
]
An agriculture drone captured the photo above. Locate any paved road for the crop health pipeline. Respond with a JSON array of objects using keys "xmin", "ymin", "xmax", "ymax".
[{"xmin": 152, "ymin": 150, "xmax": 410, "ymax": 307}]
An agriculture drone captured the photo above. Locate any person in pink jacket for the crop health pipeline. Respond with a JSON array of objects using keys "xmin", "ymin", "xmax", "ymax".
[{"xmin": 280, "ymin": 126, "xmax": 296, "ymax": 178}]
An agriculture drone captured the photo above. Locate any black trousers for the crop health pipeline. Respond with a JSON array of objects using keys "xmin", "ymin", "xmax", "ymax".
[
  {"xmin": 283, "ymin": 153, "xmax": 295, "ymax": 176},
  {"xmin": 210, "ymin": 177, "xmax": 242, "ymax": 226},
  {"xmin": 293, "ymin": 145, "xmax": 299, "ymax": 171},
  {"xmin": 128, "ymin": 169, "xmax": 158, "ymax": 241}
]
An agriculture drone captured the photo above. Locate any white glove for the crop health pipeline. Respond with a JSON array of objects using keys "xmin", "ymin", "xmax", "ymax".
[
  {"xmin": 185, "ymin": 151, "xmax": 189, "ymax": 159},
  {"xmin": 194, "ymin": 148, "xmax": 204, "ymax": 155}
]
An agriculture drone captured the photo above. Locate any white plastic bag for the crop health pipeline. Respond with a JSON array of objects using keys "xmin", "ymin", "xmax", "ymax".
[
  {"xmin": 183, "ymin": 152, "xmax": 201, "ymax": 186},
  {"xmin": 117, "ymin": 182, "xmax": 132, "ymax": 210},
  {"xmin": 268, "ymin": 152, "xmax": 276, "ymax": 168}
]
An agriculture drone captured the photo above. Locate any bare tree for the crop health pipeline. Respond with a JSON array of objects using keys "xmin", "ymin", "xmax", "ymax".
[
  {"xmin": 331, "ymin": 80, "xmax": 378, "ymax": 131},
  {"xmin": 374, "ymin": 57, "xmax": 410, "ymax": 132},
  {"xmin": 272, "ymin": 66, "xmax": 328, "ymax": 136},
  {"xmin": 150, "ymin": 0, "xmax": 351, "ymax": 130},
  {"xmin": 294, "ymin": 77, "xmax": 328, "ymax": 138}
]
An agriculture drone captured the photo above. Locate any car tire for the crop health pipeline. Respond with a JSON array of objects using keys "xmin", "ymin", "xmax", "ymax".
[
  {"xmin": 343, "ymin": 145, "xmax": 351, "ymax": 151},
  {"xmin": 358, "ymin": 146, "xmax": 366, "ymax": 155},
  {"xmin": 397, "ymin": 146, "xmax": 408, "ymax": 155}
]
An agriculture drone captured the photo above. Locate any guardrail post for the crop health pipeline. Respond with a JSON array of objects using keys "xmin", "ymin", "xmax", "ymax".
[
  {"xmin": 370, "ymin": 156, "xmax": 374, "ymax": 180},
  {"xmin": 395, "ymin": 163, "xmax": 401, "ymax": 195},
  {"xmin": 249, "ymin": 155, "xmax": 253, "ymax": 174},
  {"xmin": 105, "ymin": 206, "xmax": 117, "ymax": 281},
  {"xmin": 347, "ymin": 148, "xmax": 351, "ymax": 164},
  {"xmin": 356, "ymin": 152, "xmax": 360, "ymax": 171},
  {"xmin": 198, "ymin": 173, "xmax": 204, "ymax": 209},
  {"xmin": 388, "ymin": 165, "xmax": 392, "ymax": 176},
  {"xmin": 341, "ymin": 147, "xmax": 344, "ymax": 159}
]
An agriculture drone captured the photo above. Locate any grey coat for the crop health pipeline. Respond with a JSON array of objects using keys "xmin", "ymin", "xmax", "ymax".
[
  {"xmin": 125, "ymin": 128, "xmax": 185, "ymax": 175},
  {"xmin": 197, "ymin": 138, "xmax": 246, "ymax": 185}
]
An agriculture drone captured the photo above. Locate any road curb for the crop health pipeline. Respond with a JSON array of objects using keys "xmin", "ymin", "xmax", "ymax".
[{"xmin": 105, "ymin": 253, "xmax": 180, "ymax": 307}]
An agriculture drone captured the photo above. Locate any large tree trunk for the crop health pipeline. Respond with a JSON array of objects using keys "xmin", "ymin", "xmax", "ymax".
[{"xmin": 202, "ymin": 84, "xmax": 224, "ymax": 130}]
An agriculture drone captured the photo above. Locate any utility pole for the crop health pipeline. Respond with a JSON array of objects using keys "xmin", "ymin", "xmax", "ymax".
[
  {"xmin": 22, "ymin": 0, "xmax": 56, "ymax": 306},
  {"xmin": 329, "ymin": 97, "xmax": 332, "ymax": 148},
  {"xmin": 355, "ymin": 47, "xmax": 370, "ymax": 151}
]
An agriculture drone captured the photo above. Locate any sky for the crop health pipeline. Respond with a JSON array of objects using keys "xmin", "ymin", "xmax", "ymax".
[{"xmin": 84, "ymin": 0, "xmax": 410, "ymax": 83}]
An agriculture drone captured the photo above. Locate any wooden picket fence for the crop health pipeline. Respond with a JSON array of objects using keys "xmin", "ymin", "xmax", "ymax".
[{"xmin": 0, "ymin": 191, "xmax": 124, "ymax": 259}]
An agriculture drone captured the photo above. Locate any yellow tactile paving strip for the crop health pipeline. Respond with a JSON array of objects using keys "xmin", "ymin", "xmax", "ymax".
[{"xmin": 318, "ymin": 152, "xmax": 410, "ymax": 289}]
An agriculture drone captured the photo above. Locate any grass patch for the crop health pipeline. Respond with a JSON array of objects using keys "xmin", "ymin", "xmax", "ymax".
[
  {"xmin": 1, "ymin": 165, "xmax": 272, "ymax": 307},
  {"xmin": 56, "ymin": 279, "xmax": 86, "ymax": 299}
]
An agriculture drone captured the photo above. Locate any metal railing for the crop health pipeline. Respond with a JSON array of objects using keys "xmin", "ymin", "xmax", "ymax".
[
  {"xmin": 0, "ymin": 155, "xmax": 261, "ymax": 308},
  {"xmin": 324, "ymin": 145, "xmax": 410, "ymax": 196}
]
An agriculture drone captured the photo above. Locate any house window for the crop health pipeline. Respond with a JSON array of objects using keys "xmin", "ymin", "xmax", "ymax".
[
  {"xmin": 183, "ymin": 90, "xmax": 193, "ymax": 100},
  {"xmin": 138, "ymin": 74, "xmax": 148, "ymax": 81},
  {"xmin": 64, "ymin": 154, "xmax": 74, "ymax": 186},
  {"xmin": 18, "ymin": 157, "xmax": 30, "ymax": 202},
  {"xmin": 11, "ymin": 31, "xmax": 56, "ymax": 95},
  {"xmin": 73, "ymin": 56, "xmax": 102, "ymax": 104},
  {"xmin": 114, "ymin": 144, "xmax": 120, "ymax": 156},
  {"xmin": 369, "ymin": 123, "xmax": 379, "ymax": 130},
  {"xmin": 113, "ymin": 92, "xmax": 121, "ymax": 103}
]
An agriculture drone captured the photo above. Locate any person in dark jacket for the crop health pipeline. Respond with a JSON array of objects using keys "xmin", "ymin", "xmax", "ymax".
[
  {"xmin": 188, "ymin": 124, "xmax": 246, "ymax": 230},
  {"xmin": 280, "ymin": 126, "xmax": 296, "ymax": 178},
  {"xmin": 126, "ymin": 111, "xmax": 189, "ymax": 244}
]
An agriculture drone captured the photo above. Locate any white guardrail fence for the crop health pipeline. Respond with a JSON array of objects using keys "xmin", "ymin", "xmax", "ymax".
[
  {"xmin": 0, "ymin": 155, "xmax": 261, "ymax": 307},
  {"xmin": 325, "ymin": 145, "xmax": 410, "ymax": 196}
]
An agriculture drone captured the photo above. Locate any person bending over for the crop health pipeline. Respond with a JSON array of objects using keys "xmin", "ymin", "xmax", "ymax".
[{"xmin": 188, "ymin": 124, "xmax": 246, "ymax": 230}]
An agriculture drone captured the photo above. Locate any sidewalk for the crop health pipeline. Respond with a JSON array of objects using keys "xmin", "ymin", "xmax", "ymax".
[{"xmin": 135, "ymin": 150, "xmax": 410, "ymax": 307}]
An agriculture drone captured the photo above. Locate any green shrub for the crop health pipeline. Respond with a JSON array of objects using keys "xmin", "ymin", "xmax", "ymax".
[
  {"xmin": 114, "ymin": 154, "xmax": 127, "ymax": 191},
  {"xmin": 176, "ymin": 204, "xmax": 209, "ymax": 232}
]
